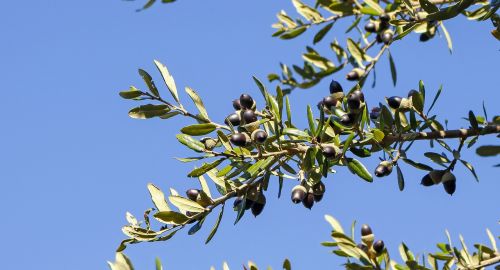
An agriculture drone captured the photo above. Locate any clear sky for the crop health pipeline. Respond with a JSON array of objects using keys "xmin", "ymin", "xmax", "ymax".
[{"xmin": 0, "ymin": 1, "xmax": 499, "ymax": 269}]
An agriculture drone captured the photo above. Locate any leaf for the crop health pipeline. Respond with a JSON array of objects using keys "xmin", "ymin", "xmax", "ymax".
[
  {"xmin": 188, "ymin": 217, "xmax": 205, "ymax": 235},
  {"xmin": 181, "ymin": 123, "xmax": 217, "ymax": 136},
  {"xmin": 198, "ymin": 175, "xmax": 212, "ymax": 198},
  {"xmin": 138, "ymin": 69, "xmax": 160, "ymax": 97},
  {"xmin": 396, "ymin": 166, "xmax": 405, "ymax": 191},
  {"xmin": 188, "ymin": 159, "xmax": 224, "ymax": 177},
  {"xmin": 486, "ymin": 228, "xmax": 497, "ymax": 252},
  {"xmin": 440, "ymin": 23, "xmax": 453, "ymax": 53},
  {"xmin": 292, "ymin": 0, "xmax": 323, "ymax": 22},
  {"xmin": 426, "ymin": 0, "xmax": 475, "ymax": 21},
  {"xmin": 128, "ymin": 104, "xmax": 170, "ymax": 119},
  {"xmin": 314, "ymin": 22, "xmax": 334, "ymax": 44},
  {"xmin": 283, "ymin": 128, "xmax": 310, "ymax": 138},
  {"xmin": 363, "ymin": 0, "xmax": 384, "ymax": 14},
  {"xmin": 185, "ymin": 87, "xmax": 209, "ymax": 121},
  {"xmin": 155, "ymin": 258, "xmax": 163, "ymax": 270},
  {"xmin": 153, "ymin": 211, "xmax": 189, "ymax": 224},
  {"xmin": 169, "ymin": 195, "xmax": 205, "ymax": 213},
  {"xmin": 424, "ymin": 152, "xmax": 450, "ymax": 164},
  {"xmin": 307, "ymin": 105, "xmax": 316, "ymax": 134},
  {"xmin": 476, "ymin": 145, "xmax": 500, "ymax": 156},
  {"xmin": 401, "ymin": 158, "xmax": 433, "ymax": 171},
  {"xmin": 154, "ymin": 60, "xmax": 180, "ymax": 103},
  {"xmin": 108, "ymin": 252, "xmax": 134, "ymax": 270},
  {"xmin": 419, "ymin": 0, "xmax": 439, "ymax": 13},
  {"xmin": 280, "ymin": 26, "xmax": 308, "ymax": 40},
  {"xmin": 176, "ymin": 134, "xmax": 205, "ymax": 152},
  {"xmin": 325, "ymin": 215, "xmax": 345, "ymax": 233},
  {"xmin": 205, "ymin": 204, "xmax": 224, "ymax": 244},
  {"xmin": 426, "ymin": 85, "xmax": 442, "ymax": 114},
  {"xmin": 469, "ymin": 110, "xmax": 479, "ymax": 130},
  {"xmin": 388, "ymin": 50, "xmax": 397, "ymax": 86},
  {"xmin": 347, "ymin": 38, "xmax": 366, "ymax": 67},
  {"xmin": 459, "ymin": 160, "xmax": 479, "ymax": 182},
  {"xmin": 119, "ymin": 86, "xmax": 143, "ymax": 99},
  {"xmin": 147, "ymin": 183, "xmax": 171, "ymax": 212},
  {"xmin": 342, "ymin": 133, "xmax": 356, "ymax": 155},
  {"xmin": 347, "ymin": 158, "xmax": 373, "ymax": 182},
  {"xmin": 283, "ymin": 259, "xmax": 292, "ymax": 270}
]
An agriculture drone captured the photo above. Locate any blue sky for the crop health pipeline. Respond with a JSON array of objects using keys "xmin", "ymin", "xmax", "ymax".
[{"xmin": 0, "ymin": 1, "xmax": 499, "ymax": 269}]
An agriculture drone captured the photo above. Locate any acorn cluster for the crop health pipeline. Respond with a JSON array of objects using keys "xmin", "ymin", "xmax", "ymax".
[
  {"xmin": 233, "ymin": 189, "xmax": 267, "ymax": 217},
  {"xmin": 225, "ymin": 94, "xmax": 268, "ymax": 147},
  {"xmin": 421, "ymin": 170, "xmax": 457, "ymax": 195},
  {"xmin": 290, "ymin": 181, "xmax": 326, "ymax": 209},
  {"xmin": 357, "ymin": 224, "xmax": 386, "ymax": 259},
  {"xmin": 364, "ymin": 14, "xmax": 394, "ymax": 45}
]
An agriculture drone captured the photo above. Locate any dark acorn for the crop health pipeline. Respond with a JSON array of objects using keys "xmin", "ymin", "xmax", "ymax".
[
  {"xmin": 379, "ymin": 21, "xmax": 389, "ymax": 31},
  {"xmin": 230, "ymin": 133, "xmax": 248, "ymax": 147},
  {"xmin": 381, "ymin": 31, "xmax": 393, "ymax": 45},
  {"xmin": 323, "ymin": 96, "xmax": 337, "ymax": 109},
  {"xmin": 373, "ymin": 240, "xmax": 385, "ymax": 254},
  {"xmin": 233, "ymin": 196, "xmax": 243, "ymax": 209},
  {"xmin": 361, "ymin": 224, "xmax": 372, "ymax": 236},
  {"xmin": 240, "ymin": 94, "xmax": 254, "ymax": 109},
  {"xmin": 370, "ymin": 107, "xmax": 381, "ymax": 120},
  {"xmin": 232, "ymin": 99, "xmax": 242, "ymax": 110},
  {"xmin": 225, "ymin": 113, "xmax": 241, "ymax": 126},
  {"xmin": 421, "ymin": 174, "xmax": 435, "ymax": 186},
  {"xmin": 340, "ymin": 113, "xmax": 356, "ymax": 126},
  {"xmin": 346, "ymin": 70, "xmax": 360, "ymax": 81},
  {"xmin": 380, "ymin": 14, "xmax": 390, "ymax": 22},
  {"xmin": 251, "ymin": 194, "xmax": 266, "ymax": 217},
  {"xmin": 374, "ymin": 161, "xmax": 393, "ymax": 177},
  {"xmin": 252, "ymin": 129, "xmax": 268, "ymax": 144},
  {"xmin": 347, "ymin": 90, "xmax": 364, "ymax": 110},
  {"xmin": 329, "ymin": 80, "xmax": 344, "ymax": 93},
  {"xmin": 244, "ymin": 198, "xmax": 254, "ymax": 210},
  {"xmin": 322, "ymin": 146, "xmax": 338, "ymax": 159},
  {"xmin": 364, "ymin": 22, "xmax": 377, "ymax": 33},
  {"xmin": 376, "ymin": 33, "xmax": 383, "ymax": 43},
  {"xmin": 186, "ymin": 189, "xmax": 200, "ymax": 201},
  {"xmin": 313, "ymin": 193, "xmax": 324, "ymax": 202},
  {"xmin": 357, "ymin": 243, "xmax": 369, "ymax": 254},
  {"xmin": 302, "ymin": 193, "xmax": 315, "ymax": 209},
  {"xmin": 407, "ymin": 89, "xmax": 419, "ymax": 98},
  {"xmin": 387, "ymin": 96, "xmax": 402, "ymax": 109},
  {"xmin": 317, "ymin": 100, "xmax": 325, "ymax": 110},
  {"xmin": 291, "ymin": 185, "xmax": 307, "ymax": 204},
  {"xmin": 420, "ymin": 33, "xmax": 431, "ymax": 42},
  {"xmin": 312, "ymin": 181, "xmax": 326, "ymax": 196},
  {"xmin": 242, "ymin": 110, "xmax": 258, "ymax": 124},
  {"xmin": 442, "ymin": 172, "xmax": 457, "ymax": 195}
]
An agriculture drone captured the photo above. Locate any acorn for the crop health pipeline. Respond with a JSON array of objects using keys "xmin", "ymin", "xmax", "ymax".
[
  {"xmin": 317, "ymin": 100, "xmax": 325, "ymax": 111},
  {"xmin": 381, "ymin": 30, "xmax": 393, "ymax": 45},
  {"xmin": 387, "ymin": 96, "xmax": 402, "ymax": 109},
  {"xmin": 232, "ymin": 99, "xmax": 242, "ymax": 110},
  {"xmin": 376, "ymin": 33, "xmax": 383, "ymax": 43},
  {"xmin": 364, "ymin": 22, "xmax": 377, "ymax": 33},
  {"xmin": 370, "ymin": 107, "xmax": 381, "ymax": 120},
  {"xmin": 251, "ymin": 129, "xmax": 268, "ymax": 144},
  {"xmin": 361, "ymin": 224, "xmax": 372, "ymax": 236},
  {"xmin": 347, "ymin": 90, "xmax": 365, "ymax": 110},
  {"xmin": 346, "ymin": 68, "xmax": 364, "ymax": 81},
  {"xmin": 340, "ymin": 113, "xmax": 356, "ymax": 126},
  {"xmin": 240, "ymin": 94, "xmax": 254, "ymax": 109},
  {"xmin": 429, "ymin": 170, "xmax": 445, "ymax": 184},
  {"xmin": 302, "ymin": 192, "xmax": 315, "ymax": 209},
  {"xmin": 379, "ymin": 14, "xmax": 390, "ymax": 22},
  {"xmin": 186, "ymin": 189, "xmax": 200, "ymax": 201},
  {"xmin": 225, "ymin": 113, "xmax": 241, "ymax": 126},
  {"xmin": 420, "ymin": 173, "xmax": 435, "ymax": 186},
  {"xmin": 291, "ymin": 185, "xmax": 307, "ymax": 204},
  {"xmin": 374, "ymin": 161, "xmax": 393, "ymax": 177},
  {"xmin": 230, "ymin": 133, "xmax": 248, "ymax": 147},
  {"xmin": 244, "ymin": 198, "xmax": 254, "ymax": 210},
  {"xmin": 357, "ymin": 243, "xmax": 369, "ymax": 254},
  {"xmin": 323, "ymin": 95, "xmax": 337, "ymax": 109},
  {"xmin": 442, "ymin": 172, "xmax": 456, "ymax": 195},
  {"xmin": 420, "ymin": 33, "xmax": 431, "ymax": 42},
  {"xmin": 313, "ymin": 193, "xmax": 324, "ymax": 202},
  {"xmin": 242, "ymin": 110, "xmax": 258, "ymax": 124},
  {"xmin": 322, "ymin": 146, "xmax": 338, "ymax": 160},
  {"xmin": 251, "ymin": 194, "xmax": 266, "ymax": 217},
  {"xmin": 407, "ymin": 89, "xmax": 419, "ymax": 98},
  {"xmin": 233, "ymin": 196, "xmax": 243, "ymax": 209},
  {"xmin": 312, "ymin": 182, "xmax": 326, "ymax": 202},
  {"xmin": 373, "ymin": 240, "xmax": 385, "ymax": 254},
  {"xmin": 329, "ymin": 80, "xmax": 344, "ymax": 93}
]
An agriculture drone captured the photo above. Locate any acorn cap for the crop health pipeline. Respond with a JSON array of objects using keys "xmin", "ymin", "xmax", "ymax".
[
  {"xmin": 331, "ymin": 92, "xmax": 344, "ymax": 102},
  {"xmin": 399, "ymin": 98, "xmax": 413, "ymax": 111},
  {"xmin": 361, "ymin": 234, "xmax": 375, "ymax": 246},
  {"xmin": 201, "ymin": 137, "xmax": 218, "ymax": 150},
  {"xmin": 291, "ymin": 185, "xmax": 307, "ymax": 204}
]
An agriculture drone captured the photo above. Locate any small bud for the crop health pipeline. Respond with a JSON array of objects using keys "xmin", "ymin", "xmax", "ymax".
[
  {"xmin": 361, "ymin": 224, "xmax": 372, "ymax": 236},
  {"xmin": 291, "ymin": 185, "xmax": 307, "ymax": 204},
  {"xmin": 251, "ymin": 129, "xmax": 268, "ymax": 144},
  {"xmin": 239, "ymin": 94, "xmax": 254, "ymax": 109},
  {"xmin": 186, "ymin": 189, "xmax": 200, "ymax": 201},
  {"xmin": 387, "ymin": 96, "xmax": 402, "ymax": 109},
  {"xmin": 370, "ymin": 107, "xmax": 381, "ymax": 120},
  {"xmin": 242, "ymin": 110, "xmax": 258, "ymax": 124},
  {"xmin": 302, "ymin": 193, "xmax": 315, "ymax": 209},
  {"xmin": 442, "ymin": 172, "xmax": 456, "ymax": 195},
  {"xmin": 225, "ymin": 113, "xmax": 241, "ymax": 126},
  {"xmin": 230, "ymin": 133, "xmax": 249, "ymax": 147},
  {"xmin": 373, "ymin": 240, "xmax": 385, "ymax": 254},
  {"xmin": 374, "ymin": 161, "xmax": 393, "ymax": 177},
  {"xmin": 232, "ymin": 99, "xmax": 242, "ymax": 110},
  {"xmin": 329, "ymin": 80, "xmax": 344, "ymax": 94}
]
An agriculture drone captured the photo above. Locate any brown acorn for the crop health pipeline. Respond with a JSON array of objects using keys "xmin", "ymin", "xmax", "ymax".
[
  {"xmin": 374, "ymin": 161, "xmax": 393, "ymax": 177},
  {"xmin": 240, "ymin": 94, "xmax": 254, "ymax": 109},
  {"xmin": 225, "ymin": 113, "xmax": 241, "ymax": 126},
  {"xmin": 242, "ymin": 110, "xmax": 258, "ymax": 124},
  {"xmin": 347, "ymin": 90, "xmax": 365, "ymax": 111},
  {"xmin": 232, "ymin": 99, "xmax": 242, "ymax": 110},
  {"xmin": 442, "ymin": 172, "xmax": 456, "ymax": 195},
  {"xmin": 186, "ymin": 189, "xmax": 200, "ymax": 201},
  {"xmin": 361, "ymin": 224, "xmax": 372, "ymax": 236},
  {"xmin": 370, "ymin": 107, "xmax": 381, "ymax": 120},
  {"xmin": 340, "ymin": 113, "xmax": 356, "ymax": 126},
  {"xmin": 302, "ymin": 193, "xmax": 315, "ymax": 209},
  {"xmin": 373, "ymin": 240, "xmax": 385, "ymax": 254},
  {"xmin": 346, "ymin": 68, "xmax": 364, "ymax": 81},
  {"xmin": 322, "ymin": 146, "xmax": 338, "ymax": 160},
  {"xmin": 291, "ymin": 185, "xmax": 307, "ymax": 204},
  {"xmin": 323, "ymin": 95, "xmax": 337, "ymax": 109},
  {"xmin": 251, "ymin": 129, "xmax": 268, "ymax": 144},
  {"xmin": 329, "ymin": 80, "xmax": 344, "ymax": 94},
  {"xmin": 230, "ymin": 133, "xmax": 249, "ymax": 147},
  {"xmin": 421, "ymin": 173, "xmax": 435, "ymax": 186},
  {"xmin": 387, "ymin": 96, "xmax": 402, "ymax": 109},
  {"xmin": 251, "ymin": 193, "xmax": 266, "ymax": 217}
]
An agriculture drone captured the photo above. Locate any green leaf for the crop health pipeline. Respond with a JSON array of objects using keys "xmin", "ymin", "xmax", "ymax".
[
  {"xmin": 292, "ymin": 0, "xmax": 324, "ymax": 22},
  {"xmin": 486, "ymin": 228, "xmax": 497, "ymax": 252},
  {"xmin": 138, "ymin": 69, "xmax": 160, "ymax": 97},
  {"xmin": 176, "ymin": 134, "xmax": 205, "ymax": 152},
  {"xmin": 440, "ymin": 23, "xmax": 453, "ymax": 54},
  {"xmin": 188, "ymin": 159, "xmax": 224, "ymax": 177},
  {"xmin": 476, "ymin": 145, "xmax": 500, "ymax": 156},
  {"xmin": 307, "ymin": 105, "xmax": 316, "ymax": 134},
  {"xmin": 388, "ymin": 50, "xmax": 397, "ymax": 86},
  {"xmin": 185, "ymin": 87, "xmax": 209, "ymax": 121},
  {"xmin": 427, "ymin": 85, "xmax": 442, "ymax": 114},
  {"xmin": 460, "ymin": 160, "xmax": 479, "ymax": 182},
  {"xmin": 342, "ymin": 133, "xmax": 356, "ymax": 155},
  {"xmin": 347, "ymin": 158, "xmax": 373, "ymax": 182},
  {"xmin": 424, "ymin": 152, "xmax": 450, "ymax": 164},
  {"xmin": 283, "ymin": 128, "xmax": 310, "ymax": 138},
  {"xmin": 153, "ymin": 211, "xmax": 189, "ymax": 224},
  {"xmin": 119, "ymin": 86, "xmax": 143, "ymax": 99},
  {"xmin": 363, "ymin": 0, "xmax": 384, "ymax": 14},
  {"xmin": 155, "ymin": 258, "xmax": 163, "ymax": 270},
  {"xmin": 181, "ymin": 123, "xmax": 217, "ymax": 136},
  {"xmin": 426, "ymin": 0, "xmax": 475, "ymax": 21},
  {"xmin": 419, "ymin": 0, "xmax": 439, "ymax": 13},
  {"xmin": 169, "ymin": 195, "xmax": 206, "ymax": 213},
  {"xmin": 128, "ymin": 104, "xmax": 170, "ymax": 119},
  {"xmin": 469, "ymin": 110, "xmax": 479, "ymax": 130},
  {"xmin": 372, "ymin": 129, "xmax": 385, "ymax": 142},
  {"xmin": 325, "ymin": 215, "xmax": 345, "ymax": 233},
  {"xmin": 147, "ymin": 183, "xmax": 171, "ymax": 212},
  {"xmin": 108, "ymin": 252, "xmax": 134, "ymax": 270},
  {"xmin": 396, "ymin": 166, "xmax": 405, "ymax": 191},
  {"xmin": 401, "ymin": 158, "xmax": 433, "ymax": 171},
  {"xmin": 205, "ymin": 204, "xmax": 224, "ymax": 244},
  {"xmin": 313, "ymin": 22, "xmax": 334, "ymax": 44},
  {"xmin": 154, "ymin": 60, "xmax": 180, "ymax": 103},
  {"xmin": 280, "ymin": 26, "xmax": 308, "ymax": 40},
  {"xmin": 347, "ymin": 38, "xmax": 366, "ymax": 67}
]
